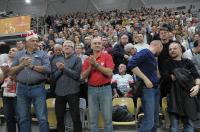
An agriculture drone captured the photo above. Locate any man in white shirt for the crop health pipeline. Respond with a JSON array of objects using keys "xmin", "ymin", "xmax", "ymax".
[
  {"xmin": 111, "ymin": 64, "xmax": 134, "ymax": 97},
  {"xmin": 134, "ymin": 33, "xmax": 149, "ymax": 52},
  {"xmin": 183, "ymin": 40, "xmax": 200, "ymax": 60}
]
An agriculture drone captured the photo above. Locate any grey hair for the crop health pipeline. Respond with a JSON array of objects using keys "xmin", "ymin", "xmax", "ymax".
[
  {"xmin": 54, "ymin": 44, "xmax": 62, "ymax": 49},
  {"xmin": 124, "ymin": 43, "xmax": 135, "ymax": 52}
]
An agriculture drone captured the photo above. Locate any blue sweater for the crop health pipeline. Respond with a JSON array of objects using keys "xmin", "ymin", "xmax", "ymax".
[{"xmin": 128, "ymin": 49, "xmax": 159, "ymax": 87}]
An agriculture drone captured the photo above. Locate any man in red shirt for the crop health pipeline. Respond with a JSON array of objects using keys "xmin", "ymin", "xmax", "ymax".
[{"xmin": 82, "ymin": 37, "xmax": 115, "ymax": 132}]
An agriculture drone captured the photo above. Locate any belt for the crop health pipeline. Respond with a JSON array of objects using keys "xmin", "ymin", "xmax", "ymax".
[
  {"xmin": 18, "ymin": 81, "xmax": 45, "ymax": 86},
  {"xmin": 89, "ymin": 82, "xmax": 110, "ymax": 87}
]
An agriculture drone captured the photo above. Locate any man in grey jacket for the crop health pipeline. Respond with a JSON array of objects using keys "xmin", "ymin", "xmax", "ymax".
[{"xmin": 52, "ymin": 40, "xmax": 82, "ymax": 132}]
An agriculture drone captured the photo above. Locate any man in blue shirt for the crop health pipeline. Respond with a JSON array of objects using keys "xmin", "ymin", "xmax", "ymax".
[
  {"xmin": 10, "ymin": 33, "xmax": 51, "ymax": 132},
  {"xmin": 128, "ymin": 40, "xmax": 163, "ymax": 132}
]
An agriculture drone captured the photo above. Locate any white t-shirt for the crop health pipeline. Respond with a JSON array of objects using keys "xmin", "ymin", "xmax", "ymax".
[
  {"xmin": 111, "ymin": 74, "xmax": 134, "ymax": 94},
  {"xmin": 0, "ymin": 54, "xmax": 9, "ymax": 65},
  {"xmin": 0, "ymin": 56, "xmax": 16, "ymax": 97},
  {"xmin": 182, "ymin": 49, "xmax": 193, "ymax": 60},
  {"xmin": 134, "ymin": 43, "xmax": 149, "ymax": 52}
]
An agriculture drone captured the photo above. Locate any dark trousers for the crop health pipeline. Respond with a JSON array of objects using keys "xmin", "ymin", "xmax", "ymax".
[
  {"xmin": 79, "ymin": 82, "xmax": 88, "ymax": 105},
  {"xmin": 55, "ymin": 93, "xmax": 82, "ymax": 132},
  {"xmin": 3, "ymin": 97, "xmax": 20, "ymax": 132}
]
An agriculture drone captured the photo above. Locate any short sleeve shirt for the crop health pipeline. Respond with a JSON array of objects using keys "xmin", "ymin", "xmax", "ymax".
[{"xmin": 82, "ymin": 52, "xmax": 115, "ymax": 86}]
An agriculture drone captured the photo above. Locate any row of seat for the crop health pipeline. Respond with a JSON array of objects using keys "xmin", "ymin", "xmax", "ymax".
[{"xmin": 0, "ymin": 97, "xmax": 168, "ymax": 130}]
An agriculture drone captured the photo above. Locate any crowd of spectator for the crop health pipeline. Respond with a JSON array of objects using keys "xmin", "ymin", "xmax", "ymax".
[{"xmin": 0, "ymin": 6, "xmax": 200, "ymax": 132}]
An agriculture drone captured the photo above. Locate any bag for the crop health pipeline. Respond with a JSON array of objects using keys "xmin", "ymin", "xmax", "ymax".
[{"xmin": 112, "ymin": 105, "xmax": 134, "ymax": 122}]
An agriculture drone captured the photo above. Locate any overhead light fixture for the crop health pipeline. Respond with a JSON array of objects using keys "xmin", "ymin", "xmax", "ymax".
[{"xmin": 25, "ymin": 0, "xmax": 31, "ymax": 4}]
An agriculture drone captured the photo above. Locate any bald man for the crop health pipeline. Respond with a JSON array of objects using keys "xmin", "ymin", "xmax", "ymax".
[
  {"xmin": 128, "ymin": 40, "xmax": 163, "ymax": 132},
  {"xmin": 161, "ymin": 41, "xmax": 200, "ymax": 132},
  {"xmin": 82, "ymin": 37, "xmax": 115, "ymax": 132}
]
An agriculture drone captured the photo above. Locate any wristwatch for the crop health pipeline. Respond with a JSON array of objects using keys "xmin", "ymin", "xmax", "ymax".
[{"xmin": 95, "ymin": 63, "xmax": 100, "ymax": 68}]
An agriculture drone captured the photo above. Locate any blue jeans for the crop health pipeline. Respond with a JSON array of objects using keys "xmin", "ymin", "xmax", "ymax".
[
  {"xmin": 3, "ymin": 97, "xmax": 19, "ymax": 132},
  {"xmin": 139, "ymin": 87, "xmax": 160, "ymax": 132},
  {"xmin": 170, "ymin": 114, "xmax": 194, "ymax": 132},
  {"xmin": 88, "ymin": 85, "xmax": 113, "ymax": 132},
  {"xmin": 16, "ymin": 83, "xmax": 49, "ymax": 132}
]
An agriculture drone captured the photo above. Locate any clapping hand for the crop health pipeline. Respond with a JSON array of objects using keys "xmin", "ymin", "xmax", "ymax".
[
  {"xmin": 20, "ymin": 57, "xmax": 32, "ymax": 67},
  {"xmin": 56, "ymin": 62, "xmax": 64, "ymax": 70},
  {"xmin": 88, "ymin": 55, "xmax": 97, "ymax": 66}
]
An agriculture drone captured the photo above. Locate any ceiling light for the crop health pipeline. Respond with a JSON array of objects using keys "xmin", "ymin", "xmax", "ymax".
[{"xmin": 25, "ymin": 0, "xmax": 31, "ymax": 4}]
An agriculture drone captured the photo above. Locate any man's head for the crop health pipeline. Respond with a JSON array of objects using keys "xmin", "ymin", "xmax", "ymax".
[
  {"xmin": 152, "ymin": 25, "xmax": 158, "ymax": 33},
  {"xmin": 149, "ymin": 40, "xmax": 163, "ymax": 56},
  {"xmin": 193, "ymin": 33, "xmax": 200, "ymax": 41},
  {"xmin": 62, "ymin": 40, "xmax": 74, "ymax": 55},
  {"xmin": 193, "ymin": 40, "xmax": 200, "ymax": 53},
  {"xmin": 8, "ymin": 48, "xmax": 18, "ymax": 58},
  {"xmin": 93, "ymin": 29, "xmax": 99, "ymax": 37},
  {"xmin": 54, "ymin": 44, "xmax": 62, "ymax": 55},
  {"xmin": 159, "ymin": 27, "xmax": 170, "ymax": 44},
  {"xmin": 124, "ymin": 43, "xmax": 136, "ymax": 56},
  {"xmin": 49, "ymin": 28, "xmax": 54, "ymax": 34},
  {"xmin": 169, "ymin": 41, "xmax": 182, "ymax": 60},
  {"xmin": 16, "ymin": 41, "xmax": 25, "ymax": 51},
  {"xmin": 122, "ymin": 27, "xmax": 127, "ymax": 33},
  {"xmin": 75, "ymin": 44, "xmax": 84, "ymax": 55},
  {"xmin": 59, "ymin": 31, "xmax": 64, "ymax": 38},
  {"xmin": 48, "ymin": 39, "xmax": 55, "ymax": 48},
  {"xmin": 102, "ymin": 36, "xmax": 109, "ymax": 47},
  {"xmin": 118, "ymin": 64, "xmax": 127, "ymax": 75},
  {"xmin": 91, "ymin": 37, "xmax": 103, "ymax": 52},
  {"xmin": 26, "ymin": 33, "xmax": 39, "ymax": 51},
  {"xmin": 84, "ymin": 36, "xmax": 92, "ymax": 45},
  {"xmin": 137, "ymin": 33, "xmax": 144, "ymax": 43},
  {"xmin": 120, "ymin": 34, "xmax": 129, "ymax": 45}
]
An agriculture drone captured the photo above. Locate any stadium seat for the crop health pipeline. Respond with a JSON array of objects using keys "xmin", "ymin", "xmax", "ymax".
[
  {"xmin": 162, "ymin": 97, "xmax": 170, "ymax": 129},
  {"xmin": 46, "ymin": 98, "xmax": 57, "ymax": 129},
  {"xmin": 112, "ymin": 97, "xmax": 137, "ymax": 126},
  {"xmin": 0, "ymin": 98, "xmax": 5, "ymax": 124}
]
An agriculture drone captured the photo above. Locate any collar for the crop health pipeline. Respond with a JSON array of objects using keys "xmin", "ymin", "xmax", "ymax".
[
  {"xmin": 64, "ymin": 52, "xmax": 74, "ymax": 59},
  {"xmin": 25, "ymin": 49, "xmax": 38, "ymax": 55},
  {"xmin": 93, "ymin": 51, "xmax": 102, "ymax": 59}
]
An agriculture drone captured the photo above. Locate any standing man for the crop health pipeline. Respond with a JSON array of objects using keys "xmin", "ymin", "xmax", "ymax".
[
  {"xmin": 112, "ymin": 34, "xmax": 129, "ymax": 73},
  {"xmin": 128, "ymin": 40, "xmax": 163, "ymax": 132},
  {"xmin": 82, "ymin": 37, "xmax": 115, "ymax": 132},
  {"xmin": 161, "ymin": 41, "xmax": 200, "ymax": 132},
  {"xmin": 158, "ymin": 26, "xmax": 172, "ymax": 74},
  {"xmin": 134, "ymin": 33, "xmax": 149, "ymax": 52},
  {"xmin": 10, "ymin": 33, "xmax": 51, "ymax": 132},
  {"xmin": 53, "ymin": 40, "xmax": 82, "ymax": 132},
  {"xmin": 1, "ymin": 48, "xmax": 19, "ymax": 132}
]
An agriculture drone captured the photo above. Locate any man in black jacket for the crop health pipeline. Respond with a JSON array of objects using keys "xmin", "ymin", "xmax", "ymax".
[
  {"xmin": 112, "ymin": 34, "xmax": 129, "ymax": 73},
  {"xmin": 161, "ymin": 41, "xmax": 200, "ymax": 132}
]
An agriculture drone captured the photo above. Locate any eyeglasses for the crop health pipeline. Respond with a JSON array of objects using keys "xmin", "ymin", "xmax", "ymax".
[{"xmin": 63, "ymin": 45, "xmax": 73, "ymax": 48}]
